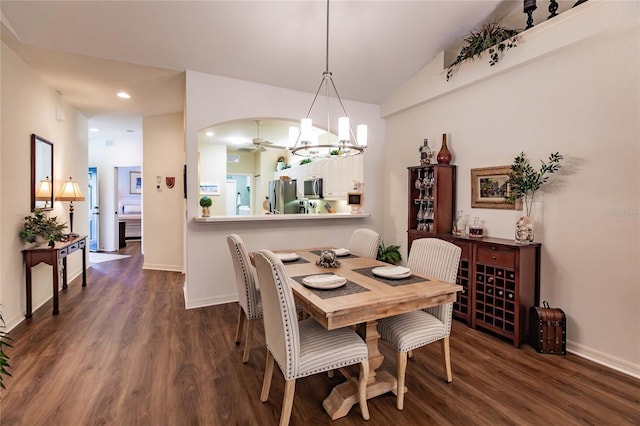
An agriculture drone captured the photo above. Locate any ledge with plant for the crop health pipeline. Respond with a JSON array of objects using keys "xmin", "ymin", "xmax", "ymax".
[{"xmin": 446, "ymin": 21, "xmax": 520, "ymax": 81}]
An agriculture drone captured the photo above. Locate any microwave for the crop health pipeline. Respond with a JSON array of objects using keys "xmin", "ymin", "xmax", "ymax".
[{"xmin": 303, "ymin": 178, "xmax": 323, "ymax": 199}]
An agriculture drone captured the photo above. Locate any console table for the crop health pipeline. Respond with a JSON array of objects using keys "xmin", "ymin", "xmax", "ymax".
[{"xmin": 22, "ymin": 235, "xmax": 87, "ymax": 318}]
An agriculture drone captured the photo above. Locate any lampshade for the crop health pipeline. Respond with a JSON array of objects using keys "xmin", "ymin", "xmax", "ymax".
[
  {"xmin": 56, "ymin": 177, "xmax": 85, "ymax": 201},
  {"xmin": 35, "ymin": 177, "xmax": 53, "ymax": 201}
]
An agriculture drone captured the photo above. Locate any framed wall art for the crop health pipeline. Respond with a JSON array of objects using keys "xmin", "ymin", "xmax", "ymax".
[
  {"xmin": 199, "ymin": 182, "xmax": 220, "ymax": 196},
  {"xmin": 471, "ymin": 166, "xmax": 515, "ymax": 209},
  {"xmin": 130, "ymin": 171, "xmax": 142, "ymax": 194}
]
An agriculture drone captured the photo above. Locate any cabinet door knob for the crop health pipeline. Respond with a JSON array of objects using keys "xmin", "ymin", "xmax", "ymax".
[
  {"xmin": 491, "ymin": 246, "xmax": 497, "ymax": 250},
  {"xmin": 492, "ymin": 256, "xmax": 497, "ymax": 260}
]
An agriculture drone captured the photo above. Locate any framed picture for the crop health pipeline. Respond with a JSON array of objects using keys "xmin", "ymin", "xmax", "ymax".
[
  {"xmin": 199, "ymin": 182, "xmax": 220, "ymax": 196},
  {"xmin": 471, "ymin": 166, "xmax": 515, "ymax": 209},
  {"xmin": 130, "ymin": 171, "xmax": 142, "ymax": 194}
]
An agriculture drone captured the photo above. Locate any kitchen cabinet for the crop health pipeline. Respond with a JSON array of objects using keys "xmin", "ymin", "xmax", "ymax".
[
  {"xmin": 323, "ymin": 156, "xmax": 363, "ymax": 199},
  {"xmin": 274, "ymin": 156, "xmax": 364, "ymax": 201}
]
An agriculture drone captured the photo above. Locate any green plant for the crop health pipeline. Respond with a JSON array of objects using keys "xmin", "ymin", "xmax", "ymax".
[
  {"xmin": 300, "ymin": 158, "xmax": 312, "ymax": 165},
  {"xmin": 199, "ymin": 196, "xmax": 212, "ymax": 208},
  {"xmin": 330, "ymin": 149, "xmax": 342, "ymax": 156},
  {"xmin": 505, "ymin": 152, "xmax": 564, "ymax": 216},
  {"xmin": 0, "ymin": 309, "xmax": 12, "ymax": 390},
  {"xmin": 446, "ymin": 22, "xmax": 519, "ymax": 81},
  {"xmin": 18, "ymin": 209, "xmax": 66, "ymax": 246},
  {"xmin": 377, "ymin": 242, "xmax": 402, "ymax": 265}
]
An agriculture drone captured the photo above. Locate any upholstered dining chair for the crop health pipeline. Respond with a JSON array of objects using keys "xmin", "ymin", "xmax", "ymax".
[
  {"xmin": 227, "ymin": 234, "xmax": 262, "ymax": 363},
  {"xmin": 377, "ymin": 238, "xmax": 461, "ymax": 410},
  {"xmin": 347, "ymin": 228, "xmax": 380, "ymax": 259},
  {"xmin": 253, "ymin": 250, "xmax": 370, "ymax": 425}
]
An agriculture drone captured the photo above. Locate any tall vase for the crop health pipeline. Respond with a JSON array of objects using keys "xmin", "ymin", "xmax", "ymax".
[
  {"xmin": 437, "ymin": 133, "xmax": 452, "ymax": 165},
  {"xmin": 515, "ymin": 196, "xmax": 535, "ymax": 243}
]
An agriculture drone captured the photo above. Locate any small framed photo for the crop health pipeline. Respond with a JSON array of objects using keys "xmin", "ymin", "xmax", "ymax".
[
  {"xmin": 471, "ymin": 166, "xmax": 515, "ymax": 209},
  {"xmin": 199, "ymin": 182, "xmax": 220, "ymax": 196},
  {"xmin": 130, "ymin": 171, "xmax": 142, "ymax": 194}
]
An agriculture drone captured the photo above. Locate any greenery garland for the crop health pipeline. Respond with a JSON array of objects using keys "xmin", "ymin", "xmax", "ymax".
[{"xmin": 446, "ymin": 22, "xmax": 520, "ymax": 81}]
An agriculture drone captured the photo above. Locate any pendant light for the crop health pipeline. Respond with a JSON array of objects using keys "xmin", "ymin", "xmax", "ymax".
[{"xmin": 290, "ymin": 0, "xmax": 367, "ymax": 157}]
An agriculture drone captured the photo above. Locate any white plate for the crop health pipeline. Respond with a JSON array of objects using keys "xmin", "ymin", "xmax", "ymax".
[
  {"xmin": 372, "ymin": 266, "xmax": 412, "ymax": 279},
  {"xmin": 334, "ymin": 248, "xmax": 350, "ymax": 257},
  {"xmin": 277, "ymin": 253, "xmax": 299, "ymax": 262},
  {"xmin": 302, "ymin": 274, "xmax": 347, "ymax": 289}
]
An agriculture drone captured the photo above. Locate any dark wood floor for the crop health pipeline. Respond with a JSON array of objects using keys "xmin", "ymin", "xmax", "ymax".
[{"xmin": 1, "ymin": 242, "xmax": 638, "ymax": 425}]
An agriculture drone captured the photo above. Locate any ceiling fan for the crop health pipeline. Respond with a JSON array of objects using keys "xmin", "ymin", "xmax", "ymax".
[{"xmin": 239, "ymin": 120, "xmax": 287, "ymax": 152}]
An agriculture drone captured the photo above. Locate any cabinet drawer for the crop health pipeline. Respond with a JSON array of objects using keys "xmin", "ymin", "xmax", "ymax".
[
  {"xmin": 477, "ymin": 246, "xmax": 515, "ymax": 268},
  {"xmin": 438, "ymin": 237, "xmax": 471, "ymax": 259}
]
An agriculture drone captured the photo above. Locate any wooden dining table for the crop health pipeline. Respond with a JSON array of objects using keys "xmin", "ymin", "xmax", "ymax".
[{"xmin": 278, "ymin": 248, "xmax": 462, "ymax": 420}]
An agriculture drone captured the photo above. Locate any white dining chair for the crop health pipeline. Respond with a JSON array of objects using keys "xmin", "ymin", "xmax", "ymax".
[
  {"xmin": 377, "ymin": 238, "xmax": 461, "ymax": 410},
  {"xmin": 253, "ymin": 249, "xmax": 370, "ymax": 425},
  {"xmin": 227, "ymin": 234, "xmax": 262, "ymax": 363},
  {"xmin": 348, "ymin": 228, "xmax": 380, "ymax": 259}
]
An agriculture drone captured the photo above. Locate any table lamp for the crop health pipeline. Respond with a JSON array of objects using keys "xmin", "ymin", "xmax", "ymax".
[
  {"xmin": 35, "ymin": 176, "xmax": 53, "ymax": 209},
  {"xmin": 56, "ymin": 176, "xmax": 85, "ymax": 236}
]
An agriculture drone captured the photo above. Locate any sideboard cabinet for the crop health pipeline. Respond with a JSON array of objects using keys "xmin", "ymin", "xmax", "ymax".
[{"xmin": 435, "ymin": 235, "xmax": 540, "ymax": 348}]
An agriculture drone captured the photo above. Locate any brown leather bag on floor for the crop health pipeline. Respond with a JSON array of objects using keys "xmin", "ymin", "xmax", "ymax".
[{"xmin": 529, "ymin": 301, "xmax": 566, "ymax": 355}]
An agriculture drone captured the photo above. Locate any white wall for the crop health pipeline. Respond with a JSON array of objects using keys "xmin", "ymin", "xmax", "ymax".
[
  {"xmin": 1, "ymin": 41, "xmax": 88, "ymax": 329},
  {"xmin": 88, "ymin": 125, "xmax": 142, "ymax": 251},
  {"xmin": 381, "ymin": 2, "xmax": 639, "ymax": 376},
  {"xmin": 184, "ymin": 71, "xmax": 385, "ymax": 308},
  {"xmin": 142, "ymin": 113, "xmax": 185, "ymax": 272}
]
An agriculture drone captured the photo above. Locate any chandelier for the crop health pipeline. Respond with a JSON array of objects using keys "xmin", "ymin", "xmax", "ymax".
[{"xmin": 290, "ymin": 0, "xmax": 367, "ymax": 158}]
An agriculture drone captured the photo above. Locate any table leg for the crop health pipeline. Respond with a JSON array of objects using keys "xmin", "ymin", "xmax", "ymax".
[
  {"xmin": 322, "ymin": 320, "xmax": 399, "ymax": 420},
  {"xmin": 82, "ymin": 246, "xmax": 87, "ymax": 287},
  {"xmin": 53, "ymin": 257, "xmax": 60, "ymax": 315},
  {"xmin": 25, "ymin": 265, "xmax": 33, "ymax": 319},
  {"xmin": 62, "ymin": 257, "xmax": 68, "ymax": 289}
]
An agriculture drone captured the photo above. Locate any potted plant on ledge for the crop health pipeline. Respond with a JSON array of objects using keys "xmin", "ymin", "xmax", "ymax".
[
  {"xmin": 505, "ymin": 152, "xmax": 563, "ymax": 243},
  {"xmin": 199, "ymin": 196, "xmax": 213, "ymax": 217}
]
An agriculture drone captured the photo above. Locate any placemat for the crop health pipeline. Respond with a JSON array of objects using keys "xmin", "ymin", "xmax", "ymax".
[
  {"xmin": 293, "ymin": 275, "xmax": 370, "ymax": 299},
  {"xmin": 309, "ymin": 250, "xmax": 360, "ymax": 260},
  {"xmin": 352, "ymin": 267, "xmax": 429, "ymax": 287},
  {"xmin": 279, "ymin": 257, "xmax": 310, "ymax": 265}
]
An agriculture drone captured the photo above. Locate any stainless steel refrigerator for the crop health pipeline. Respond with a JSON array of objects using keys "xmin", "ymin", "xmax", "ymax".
[{"xmin": 268, "ymin": 179, "xmax": 298, "ymax": 214}]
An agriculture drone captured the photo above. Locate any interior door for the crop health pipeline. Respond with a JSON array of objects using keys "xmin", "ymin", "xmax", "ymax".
[
  {"xmin": 226, "ymin": 180, "xmax": 237, "ymax": 215},
  {"xmin": 88, "ymin": 167, "xmax": 99, "ymax": 251}
]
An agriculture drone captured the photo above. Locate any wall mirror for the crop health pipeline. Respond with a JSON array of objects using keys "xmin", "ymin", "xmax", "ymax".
[{"xmin": 31, "ymin": 133, "xmax": 54, "ymax": 211}]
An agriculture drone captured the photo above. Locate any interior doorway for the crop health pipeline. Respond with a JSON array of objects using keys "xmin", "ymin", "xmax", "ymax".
[
  {"xmin": 227, "ymin": 174, "xmax": 251, "ymax": 215},
  {"xmin": 88, "ymin": 167, "xmax": 99, "ymax": 251}
]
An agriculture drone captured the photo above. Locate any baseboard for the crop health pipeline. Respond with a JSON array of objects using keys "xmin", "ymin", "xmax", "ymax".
[
  {"xmin": 142, "ymin": 263, "xmax": 183, "ymax": 273},
  {"xmin": 567, "ymin": 340, "xmax": 640, "ymax": 379},
  {"xmin": 183, "ymin": 284, "xmax": 237, "ymax": 310}
]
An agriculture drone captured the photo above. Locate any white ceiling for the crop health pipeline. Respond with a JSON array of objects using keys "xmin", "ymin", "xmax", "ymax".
[{"xmin": 1, "ymin": 0, "xmax": 538, "ymax": 144}]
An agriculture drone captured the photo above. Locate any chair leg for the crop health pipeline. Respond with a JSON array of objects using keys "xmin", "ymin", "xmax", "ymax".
[
  {"xmin": 396, "ymin": 351, "xmax": 408, "ymax": 410},
  {"xmin": 408, "ymin": 350, "xmax": 414, "ymax": 359},
  {"xmin": 235, "ymin": 306, "xmax": 246, "ymax": 345},
  {"xmin": 358, "ymin": 360, "xmax": 370, "ymax": 420},
  {"xmin": 261, "ymin": 350, "xmax": 274, "ymax": 402},
  {"xmin": 441, "ymin": 336, "xmax": 452, "ymax": 383},
  {"xmin": 242, "ymin": 318, "xmax": 254, "ymax": 363},
  {"xmin": 280, "ymin": 379, "xmax": 296, "ymax": 426}
]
